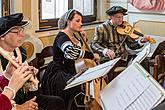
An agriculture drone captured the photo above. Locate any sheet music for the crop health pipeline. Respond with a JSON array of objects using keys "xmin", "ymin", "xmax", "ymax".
[
  {"xmin": 148, "ymin": 35, "xmax": 165, "ymax": 57},
  {"xmin": 100, "ymin": 62, "xmax": 165, "ymax": 110},
  {"xmin": 131, "ymin": 43, "xmax": 150, "ymax": 64},
  {"xmin": 65, "ymin": 57, "xmax": 121, "ymax": 90}
]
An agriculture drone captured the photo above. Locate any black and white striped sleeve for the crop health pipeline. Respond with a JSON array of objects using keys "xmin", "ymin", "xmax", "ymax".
[{"xmin": 61, "ymin": 41, "xmax": 86, "ymax": 60}]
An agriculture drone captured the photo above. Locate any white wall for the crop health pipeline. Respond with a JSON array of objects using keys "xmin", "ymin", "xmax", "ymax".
[{"xmin": 109, "ymin": 0, "xmax": 165, "ymax": 25}]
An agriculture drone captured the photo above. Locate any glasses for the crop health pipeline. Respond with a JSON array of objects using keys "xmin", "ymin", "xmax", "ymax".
[{"xmin": 9, "ymin": 28, "xmax": 24, "ymax": 35}]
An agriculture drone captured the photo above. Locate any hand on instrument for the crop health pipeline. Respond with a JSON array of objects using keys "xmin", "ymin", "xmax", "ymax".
[
  {"xmin": 141, "ymin": 35, "xmax": 151, "ymax": 43},
  {"xmin": 93, "ymin": 53, "xmax": 100, "ymax": 64},
  {"xmin": 2, "ymin": 64, "xmax": 33, "ymax": 101},
  {"xmin": 16, "ymin": 96, "xmax": 38, "ymax": 110},
  {"xmin": 22, "ymin": 61, "xmax": 39, "ymax": 91},
  {"xmin": 106, "ymin": 49, "xmax": 116, "ymax": 59},
  {"xmin": 80, "ymin": 31, "xmax": 87, "ymax": 41},
  {"xmin": 8, "ymin": 65, "xmax": 33, "ymax": 93},
  {"xmin": 23, "ymin": 61, "xmax": 38, "ymax": 76},
  {"xmin": 4, "ymin": 56, "xmax": 22, "ymax": 78}
]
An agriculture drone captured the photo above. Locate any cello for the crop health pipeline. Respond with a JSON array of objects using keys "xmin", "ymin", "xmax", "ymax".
[{"xmin": 73, "ymin": 32, "xmax": 105, "ymax": 110}]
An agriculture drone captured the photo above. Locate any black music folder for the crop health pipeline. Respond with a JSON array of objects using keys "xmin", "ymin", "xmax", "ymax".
[
  {"xmin": 100, "ymin": 62, "xmax": 165, "ymax": 110},
  {"xmin": 65, "ymin": 57, "xmax": 121, "ymax": 90}
]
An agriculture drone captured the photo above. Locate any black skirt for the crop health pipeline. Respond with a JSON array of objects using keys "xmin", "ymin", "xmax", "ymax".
[{"xmin": 42, "ymin": 61, "xmax": 83, "ymax": 110}]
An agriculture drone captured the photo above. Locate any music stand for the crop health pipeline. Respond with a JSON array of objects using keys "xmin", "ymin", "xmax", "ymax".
[
  {"xmin": 65, "ymin": 57, "xmax": 121, "ymax": 90},
  {"xmin": 65, "ymin": 57, "xmax": 121, "ymax": 109},
  {"xmin": 100, "ymin": 62, "xmax": 165, "ymax": 110},
  {"xmin": 131, "ymin": 43, "xmax": 150, "ymax": 64}
]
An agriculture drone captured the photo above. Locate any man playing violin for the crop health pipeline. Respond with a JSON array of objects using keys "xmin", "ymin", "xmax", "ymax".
[{"xmin": 90, "ymin": 6, "xmax": 151, "ymax": 82}]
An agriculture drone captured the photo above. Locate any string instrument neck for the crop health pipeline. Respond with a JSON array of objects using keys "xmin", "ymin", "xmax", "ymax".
[
  {"xmin": 133, "ymin": 30, "xmax": 144, "ymax": 37},
  {"xmin": 78, "ymin": 32, "xmax": 93, "ymax": 53}
]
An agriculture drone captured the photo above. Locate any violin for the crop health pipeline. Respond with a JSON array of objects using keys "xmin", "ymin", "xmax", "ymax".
[{"xmin": 117, "ymin": 21, "xmax": 156, "ymax": 44}]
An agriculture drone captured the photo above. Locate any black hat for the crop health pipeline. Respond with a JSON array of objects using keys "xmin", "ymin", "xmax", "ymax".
[
  {"xmin": 0, "ymin": 13, "xmax": 29, "ymax": 37},
  {"xmin": 106, "ymin": 6, "xmax": 127, "ymax": 16}
]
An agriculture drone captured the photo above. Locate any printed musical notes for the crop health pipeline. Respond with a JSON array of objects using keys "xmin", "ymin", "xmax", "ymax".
[{"xmin": 100, "ymin": 62, "xmax": 165, "ymax": 110}]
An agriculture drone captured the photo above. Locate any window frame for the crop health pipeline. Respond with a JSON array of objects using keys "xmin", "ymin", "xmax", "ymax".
[
  {"xmin": 0, "ymin": 0, "xmax": 10, "ymax": 16},
  {"xmin": 38, "ymin": 0, "xmax": 97, "ymax": 30}
]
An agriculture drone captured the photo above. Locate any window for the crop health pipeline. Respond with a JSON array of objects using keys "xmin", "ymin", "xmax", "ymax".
[
  {"xmin": 39, "ymin": 0, "xmax": 97, "ymax": 30},
  {"xmin": 0, "ymin": 0, "xmax": 10, "ymax": 17}
]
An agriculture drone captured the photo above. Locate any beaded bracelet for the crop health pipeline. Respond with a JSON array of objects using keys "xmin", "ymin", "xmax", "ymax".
[
  {"xmin": 11, "ymin": 100, "xmax": 17, "ymax": 110},
  {"xmin": 4, "ymin": 86, "xmax": 16, "ymax": 99},
  {"xmin": 12, "ymin": 103, "xmax": 17, "ymax": 110}
]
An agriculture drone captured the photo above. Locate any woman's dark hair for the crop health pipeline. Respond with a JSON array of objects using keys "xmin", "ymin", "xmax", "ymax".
[
  {"xmin": 58, "ymin": 9, "xmax": 83, "ymax": 29},
  {"xmin": 68, "ymin": 10, "xmax": 83, "ymax": 21}
]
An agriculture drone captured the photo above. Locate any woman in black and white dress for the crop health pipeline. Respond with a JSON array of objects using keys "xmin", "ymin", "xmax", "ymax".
[{"xmin": 42, "ymin": 9, "xmax": 100, "ymax": 110}]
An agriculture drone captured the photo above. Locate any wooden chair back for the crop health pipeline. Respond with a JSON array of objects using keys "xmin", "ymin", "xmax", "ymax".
[
  {"xmin": 29, "ymin": 46, "xmax": 54, "ymax": 81},
  {"xmin": 153, "ymin": 55, "xmax": 165, "ymax": 87}
]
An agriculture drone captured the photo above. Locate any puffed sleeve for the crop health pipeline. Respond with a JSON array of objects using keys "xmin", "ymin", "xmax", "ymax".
[
  {"xmin": 56, "ymin": 34, "xmax": 94, "ymax": 60},
  {"xmin": 91, "ymin": 25, "xmax": 105, "ymax": 54},
  {"xmin": 0, "ymin": 75, "xmax": 9, "ymax": 93},
  {"xmin": 0, "ymin": 94, "xmax": 12, "ymax": 110}
]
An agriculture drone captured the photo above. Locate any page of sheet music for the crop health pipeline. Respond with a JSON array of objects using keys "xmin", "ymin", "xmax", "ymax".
[
  {"xmin": 65, "ymin": 57, "xmax": 120, "ymax": 89},
  {"xmin": 131, "ymin": 43, "xmax": 150, "ymax": 64},
  {"xmin": 100, "ymin": 62, "xmax": 165, "ymax": 110}
]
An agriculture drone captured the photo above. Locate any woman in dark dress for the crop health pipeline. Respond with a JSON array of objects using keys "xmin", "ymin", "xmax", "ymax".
[{"xmin": 42, "ymin": 9, "xmax": 100, "ymax": 110}]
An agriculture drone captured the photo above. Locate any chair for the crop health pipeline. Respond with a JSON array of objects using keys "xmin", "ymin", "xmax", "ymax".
[
  {"xmin": 29, "ymin": 46, "xmax": 54, "ymax": 81},
  {"xmin": 153, "ymin": 55, "xmax": 165, "ymax": 87},
  {"xmin": 38, "ymin": 46, "xmax": 54, "ymax": 80},
  {"xmin": 148, "ymin": 40, "xmax": 165, "ymax": 74}
]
